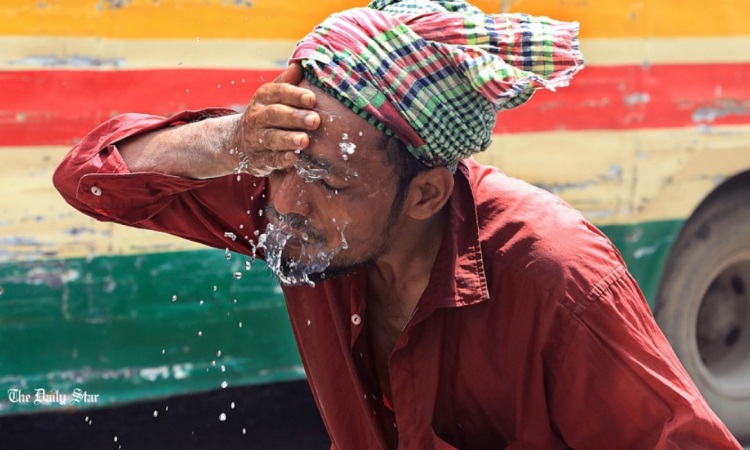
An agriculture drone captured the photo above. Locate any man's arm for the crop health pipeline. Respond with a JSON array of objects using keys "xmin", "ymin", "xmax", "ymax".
[
  {"xmin": 115, "ymin": 63, "xmax": 319, "ymax": 179},
  {"xmin": 548, "ymin": 271, "xmax": 742, "ymax": 449},
  {"xmin": 52, "ymin": 64, "xmax": 320, "ymax": 255}
]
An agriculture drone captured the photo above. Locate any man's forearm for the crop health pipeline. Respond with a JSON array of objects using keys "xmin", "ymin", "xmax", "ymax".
[{"xmin": 118, "ymin": 114, "xmax": 240, "ymax": 180}]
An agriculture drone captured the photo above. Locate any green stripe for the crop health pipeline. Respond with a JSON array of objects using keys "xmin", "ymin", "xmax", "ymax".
[
  {"xmin": 0, "ymin": 250, "xmax": 302, "ymax": 414},
  {"xmin": 598, "ymin": 219, "xmax": 684, "ymax": 306},
  {"xmin": 0, "ymin": 219, "xmax": 682, "ymax": 414}
]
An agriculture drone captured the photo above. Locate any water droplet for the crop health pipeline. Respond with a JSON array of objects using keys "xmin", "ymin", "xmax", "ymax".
[
  {"xmin": 0, "ymin": 285, "xmax": 4, "ymax": 296},
  {"xmin": 219, "ymin": 412, "xmax": 227, "ymax": 421},
  {"xmin": 213, "ymin": 285, "xmax": 218, "ymax": 291},
  {"xmin": 171, "ymin": 294, "xmax": 177, "ymax": 302},
  {"xmin": 185, "ymin": 89, "xmax": 190, "ymax": 93},
  {"xmin": 198, "ymin": 331, "xmax": 203, "ymax": 337},
  {"xmin": 199, "ymin": 300, "xmax": 204, "ymax": 306},
  {"xmin": 217, "ymin": 84, "xmax": 221, "ymax": 89},
  {"xmin": 245, "ymin": 260, "xmax": 252, "ymax": 271},
  {"xmin": 233, "ymin": 272, "xmax": 243, "ymax": 280},
  {"xmin": 258, "ymin": 209, "xmax": 263, "ymax": 216},
  {"xmin": 225, "ymin": 248, "xmax": 232, "ymax": 260},
  {"xmin": 224, "ymin": 232, "xmax": 237, "ymax": 241},
  {"xmin": 238, "ymin": 321, "xmax": 243, "ymax": 328},
  {"xmin": 221, "ymin": 365, "xmax": 226, "ymax": 372},
  {"xmin": 84, "ymin": 416, "xmax": 89, "ymax": 422},
  {"xmin": 231, "ymin": 80, "xmax": 235, "ymax": 85},
  {"xmin": 114, "ymin": 436, "xmax": 118, "ymax": 442},
  {"xmin": 221, "ymin": 380, "xmax": 228, "ymax": 389},
  {"xmin": 358, "ymin": 131, "xmax": 363, "ymax": 137},
  {"xmin": 161, "ymin": 349, "xmax": 166, "ymax": 355},
  {"xmin": 340, "ymin": 142, "xmax": 356, "ymax": 155},
  {"xmin": 153, "ymin": 410, "xmax": 159, "ymax": 418},
  {"xmin": 239, "ymin": 224, "xmax": 244, "ymax": 229},
  {"xmin": 242, "ymin": 428, "xmax": 247, "ymax": 435},
  {"xmin": 236, "ymin": 175, "xmax": 241, "ymax": 182},
  {"xmin": 306, "ymin": 319, "xmax": 311, "ymax": 326},
  {"xmin": 165, "ymin": 405, "xmax": 169, "ymax": 412},
  {"xmin": 231, "ymin": 401, "xmax": 236, "ymax": 409}
]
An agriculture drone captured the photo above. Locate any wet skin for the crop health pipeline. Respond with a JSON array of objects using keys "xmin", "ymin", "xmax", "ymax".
[{"xmin": 265, "ymin": 80, "xmax": 403, "ymax": 279}]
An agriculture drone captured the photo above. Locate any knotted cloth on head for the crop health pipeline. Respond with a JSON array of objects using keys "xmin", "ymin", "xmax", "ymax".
[{"xmin": 290, "ymin": 0, "xmax": 584, "ymax": 168}]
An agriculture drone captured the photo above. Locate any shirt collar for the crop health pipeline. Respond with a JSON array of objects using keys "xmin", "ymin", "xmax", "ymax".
[{"xmin": 418, "ymin": 159, "xmax": 490, "ymax": 311}]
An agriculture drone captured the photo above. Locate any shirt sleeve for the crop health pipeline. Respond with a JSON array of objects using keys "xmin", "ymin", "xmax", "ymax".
[
  {"xmin": 52, "ymin": 109, "xmax": 269, "ymax": 256},
  {"xmin": 548, "ymin": 269, "xmax": 742, "ymax": 450}
]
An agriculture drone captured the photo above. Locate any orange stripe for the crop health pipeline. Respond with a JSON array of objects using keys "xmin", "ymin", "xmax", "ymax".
[
  {"xmin": 2, "ymin": 0, "xmax": 748, "ymax": 39},
  {"xmin": 505, "ymin": 0, "xmax": 750, "ymax": 38}
]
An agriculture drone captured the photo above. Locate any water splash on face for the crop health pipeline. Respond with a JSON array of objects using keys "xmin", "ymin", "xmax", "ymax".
[
  {"xmin": 257, "ymin": 216, "xmax": 343, "ymax": 288},
  {"xmin": 293, "ymin": 158, "xmax": 328, "ymax": 183},
  {"xmin": 339, "ymin": 132, "xmax": 356, "ymax": 161}
]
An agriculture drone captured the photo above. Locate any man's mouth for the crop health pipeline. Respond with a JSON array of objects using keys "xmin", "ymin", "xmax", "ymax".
[{"xmin": 257, "ymin": 219, "xmax": 338, "ymax": 288}]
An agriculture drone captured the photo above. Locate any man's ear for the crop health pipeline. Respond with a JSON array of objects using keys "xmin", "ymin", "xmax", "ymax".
[{"xmin": 403, "ymin": 167, "xmax": 454, "ymax": 220}]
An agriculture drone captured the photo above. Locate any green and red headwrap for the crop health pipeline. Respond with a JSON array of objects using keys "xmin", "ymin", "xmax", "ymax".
[{"xmin": 290, "ymin": 0, "xmax": 583, "ymax": 168}]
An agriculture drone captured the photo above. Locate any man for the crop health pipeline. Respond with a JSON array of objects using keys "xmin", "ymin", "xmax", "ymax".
[{"xmin": 53, "ymin": 0, "xmax": 741, "ymax": 448}]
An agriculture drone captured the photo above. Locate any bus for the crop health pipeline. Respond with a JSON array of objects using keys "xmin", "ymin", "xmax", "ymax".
[{"xmin": 1, "ymin": 0, "xmax": 748, "ymax": 440}]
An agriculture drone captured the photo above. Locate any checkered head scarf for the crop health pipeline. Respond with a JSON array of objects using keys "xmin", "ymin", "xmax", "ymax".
[{"xmin": 290, "ymin": 0, "xmax": 583, "ymax": 167}]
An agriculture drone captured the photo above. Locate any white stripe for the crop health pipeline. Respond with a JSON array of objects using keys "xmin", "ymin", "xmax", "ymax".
[
  {"xmin": 5, "ymin": 124, "xmax": 750, "ymax": 261},
  {"xmin": 1, "ymin": 35, "xmax": 749, "ymax": 70}
]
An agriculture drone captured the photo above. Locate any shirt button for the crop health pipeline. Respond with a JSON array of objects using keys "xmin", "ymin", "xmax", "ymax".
[
  {"xmin": 90, "ymin": 186, "xmax": 102, "ymax": 196},
  {"xmin": 351, "ymin": 314, "xmax": 362, "ymax": 326}
]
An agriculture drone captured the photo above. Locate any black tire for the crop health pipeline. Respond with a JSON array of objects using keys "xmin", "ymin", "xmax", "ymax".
[{"xmin": 655, "ymin": 187, "xmax": 750, "ymax": 440}]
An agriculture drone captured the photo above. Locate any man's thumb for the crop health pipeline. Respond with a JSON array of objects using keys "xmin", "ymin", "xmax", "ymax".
[{"xmin": 276, "ymin": 62, "xmax": 304, "ymax": 85}]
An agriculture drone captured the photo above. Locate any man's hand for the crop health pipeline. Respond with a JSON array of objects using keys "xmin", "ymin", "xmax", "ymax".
[{"xmin": 231, "ymin": 63, "xmax": 321, "ymax": 177}]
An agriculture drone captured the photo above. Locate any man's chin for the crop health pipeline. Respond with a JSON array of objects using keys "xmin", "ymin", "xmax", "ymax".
[{"xmin": 274, "ymin": 259, "xmax": 364, "ymax": 287}]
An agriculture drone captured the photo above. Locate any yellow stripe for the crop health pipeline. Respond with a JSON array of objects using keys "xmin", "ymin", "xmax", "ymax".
[
  {"xmin": 580, "ymin": 36, "xmax": 750, "ymax": 66},
  {"xmin": 1, "ymin": 146, "xmax": 203, "ymax": 263},
  {"xmin": 478, "ymin": 124, "xmax": 750, "ymax": 225},
  {"xmin": 3, "ymin": 0, "xmax": 748, "ymax": 40},
  {"xmin": 2, "ymin": 36, "xmax": 296, "ymax": 70},
  {"xmin": 5, "ymin": 124, "xmax": 750, "ymax": 261},
  {"xmin": 4, "ymin": 35, "xmax": 750, "ymax": 70}
]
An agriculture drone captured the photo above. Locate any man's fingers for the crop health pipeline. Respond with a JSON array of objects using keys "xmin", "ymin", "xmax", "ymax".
[
  {"xmin": 257, "ymin": 103, "xmax": 319, "ymax": 131},
  {"xmin": 255, "ymin": 82, "xmax": 317, "ymax": 110},
  {"xmin": 259, "ymin": 128, "xmax": 310, "ymax": 151}
]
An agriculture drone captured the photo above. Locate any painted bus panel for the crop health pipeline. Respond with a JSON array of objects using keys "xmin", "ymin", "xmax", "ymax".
[{"xmin": 1, "ymin": 1, "xmax": 749, "ymax": 435}]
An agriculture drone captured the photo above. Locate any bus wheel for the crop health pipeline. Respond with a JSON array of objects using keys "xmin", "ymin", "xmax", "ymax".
[{"xmin": 655, "ymin": 187, "xmax": 750, "ymax": 440}]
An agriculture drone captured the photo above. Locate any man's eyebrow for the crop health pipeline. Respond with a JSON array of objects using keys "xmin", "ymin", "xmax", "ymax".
[{"xmin": 296, "ymin": 152, "xmax": 349, "ymax": 178}]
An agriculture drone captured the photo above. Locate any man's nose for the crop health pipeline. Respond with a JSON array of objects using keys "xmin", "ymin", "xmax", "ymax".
[{"xmin": 269, "ymin": 170, "xmax": 311, "ymax": 218}]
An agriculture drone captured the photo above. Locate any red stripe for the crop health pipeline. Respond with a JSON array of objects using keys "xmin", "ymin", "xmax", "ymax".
[
  {"xmin": 2, "ymin": 64, "xmax": 749, "ymax": 146},
  {"xmin": 496, "ymin": 63, "xmax": 750, "ymax": 133}
]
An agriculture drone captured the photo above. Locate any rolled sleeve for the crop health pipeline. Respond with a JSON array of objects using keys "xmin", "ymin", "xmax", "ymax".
[
  {"xmin": 53, "ymin": 108, "xmax": 268, "ymax": 256},
  {"xmin": 53, "ymin": 108, "xmax": 234, "ymax": 224}
]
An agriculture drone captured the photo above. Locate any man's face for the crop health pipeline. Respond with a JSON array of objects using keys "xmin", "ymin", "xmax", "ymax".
[{"xmin": 263, "ymin": 81, "xmax": 402, "ymax": 286}]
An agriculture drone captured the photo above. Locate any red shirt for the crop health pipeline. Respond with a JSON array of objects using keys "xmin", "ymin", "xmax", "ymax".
[{"xmin": 53, "ymin": 111, "xmax": 741, "ymax": 450}]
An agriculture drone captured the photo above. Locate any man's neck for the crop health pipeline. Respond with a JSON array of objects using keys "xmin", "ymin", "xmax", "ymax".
[{"xmin": 366, "ymin": 206, "xmax": 449, "ymax": 317}]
